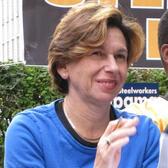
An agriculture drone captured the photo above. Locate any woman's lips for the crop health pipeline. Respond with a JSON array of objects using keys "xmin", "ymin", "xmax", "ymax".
[{"xmin": 97, "ymin": 79, "xmax": 117, "ymax": 91}]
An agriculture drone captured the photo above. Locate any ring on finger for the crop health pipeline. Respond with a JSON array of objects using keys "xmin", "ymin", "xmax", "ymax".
[{"xmin": 105, "ymin": 137, "xmax": 111, "ymax": 146}]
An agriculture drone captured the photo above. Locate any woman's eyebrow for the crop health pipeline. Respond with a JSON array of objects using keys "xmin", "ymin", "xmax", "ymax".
[{"xmin": 117, "ymin": 48, "xmax": 128, "ymax": 55}]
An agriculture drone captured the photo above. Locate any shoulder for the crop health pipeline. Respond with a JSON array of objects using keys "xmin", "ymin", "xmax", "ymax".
[
  {"xmin": 12, "ymin": 100, "xmax": 58, "ymax": 123},
  {"xmin": 5, "ymin": 100, "xmax": 60, "ymax": 136}
]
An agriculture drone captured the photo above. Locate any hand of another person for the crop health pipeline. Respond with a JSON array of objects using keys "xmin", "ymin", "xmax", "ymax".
[{"xmin": 94, "ymin": 117, "xmax": 139, "ymax": 168}]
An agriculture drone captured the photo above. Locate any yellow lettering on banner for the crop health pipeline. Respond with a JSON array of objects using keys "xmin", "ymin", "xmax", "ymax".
[
  {"xmin": 147, "ymin": 19, "xmax": 160, "ymax": 59},
  {"xmin": 99, "ymin": 0, "xmax": 118, "ymax": 7},
  {"xmin": 45, "ymin": 0, "xmax": 84, "ymax": 7},
  {"xmin": 131, "ymin": 0, "xmax": 163, "ymax": 8}
]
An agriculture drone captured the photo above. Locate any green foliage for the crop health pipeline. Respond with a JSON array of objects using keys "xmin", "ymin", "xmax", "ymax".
[
  {"xmin": 0, "ymin": 64, "xmax": 62, "ymax": 167},
  {"xmin": 0, "ymin": 64, "xmax": 167, "ymax": 166},
  {"xmin": 127, "ymin": 69, "xmax": 168, "ymax": 95}
]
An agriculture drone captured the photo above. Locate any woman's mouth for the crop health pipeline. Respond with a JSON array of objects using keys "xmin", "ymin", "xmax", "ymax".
[{"xmin": 97, "ymin": 79, "xmax": 117, "ymax": 91}]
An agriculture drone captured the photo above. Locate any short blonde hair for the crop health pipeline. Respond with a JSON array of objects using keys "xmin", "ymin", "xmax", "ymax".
[{"xmin": 48, "ymin": 2, "xmax": 145, "ymax": 93}]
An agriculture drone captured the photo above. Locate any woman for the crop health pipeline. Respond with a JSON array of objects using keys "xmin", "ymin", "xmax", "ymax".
[{"xmin": 4, "ymin": 2, "xmax": 160, "ymax": 168}]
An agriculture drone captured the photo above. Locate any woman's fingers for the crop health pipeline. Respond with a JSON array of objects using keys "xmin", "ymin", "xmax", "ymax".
[
  {"xmin": 102, "ymin": 116, "xmax": 139, "ymax": 137},
  {"xmin": 94, "ymin": 117, "xmax": 139, "ymax": 168},
  {"xmin": 121, "ymin": 117, "xmax": 139, "ymax": 128},
  {"xmin": 101, "ymin": 117, "xmax": 139, "ymax": 148},
  {"xmin": 106, "ymin": 137, "xmax": 130, "ymax": 153},
  {"xmin": 107, "ymin": 126, "xmax": 137, "ymax": 143},
  {"xmin": 98, "ymin": 120, "xmax": 138, "ymax": 153}
]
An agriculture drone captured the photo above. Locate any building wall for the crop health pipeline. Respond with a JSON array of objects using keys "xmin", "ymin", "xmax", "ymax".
[{"xmin": 0, "ymin": 0, "xmax": 24, "ymax": 64}]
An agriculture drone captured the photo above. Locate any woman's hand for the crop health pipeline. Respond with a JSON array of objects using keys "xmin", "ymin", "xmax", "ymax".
[{"xmin": 94, "ymin": 117, "xmax": 139, "ymax": 168}]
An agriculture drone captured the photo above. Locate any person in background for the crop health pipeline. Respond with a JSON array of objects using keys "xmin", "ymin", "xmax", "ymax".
[
  {"xmin": 123, "ymin": 16, "xmax": 168, "ymax": 131},
  {"xmin": 158, "ymin": 10, "xmax": 168, "ymax": 76},
  {"xmin": 157, "ymin": 9, "xmax": 168, "ymax": 168},
  {"xmin": 4, "ymin": 2, "xmax": 160, "ymax": 168}
]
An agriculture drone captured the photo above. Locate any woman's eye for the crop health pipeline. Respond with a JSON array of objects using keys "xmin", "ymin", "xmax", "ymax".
[
  {"xmin": 91, "ymin": 51, "xmax": 103, "ymax": 57},
  {"xmin": 115, "ymin": 54, "xmax": 127, "ymax": 61}
]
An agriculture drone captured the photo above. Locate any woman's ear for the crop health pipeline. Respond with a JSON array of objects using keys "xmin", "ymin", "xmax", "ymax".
[{"xmin": 57, "ymin": 65, "xmax": 69, "ymax": 80}]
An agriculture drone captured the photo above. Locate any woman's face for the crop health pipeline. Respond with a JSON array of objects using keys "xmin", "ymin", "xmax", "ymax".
[{"xmin": 58, "ymin": 27, "xmax": 128, "ymax": 104}]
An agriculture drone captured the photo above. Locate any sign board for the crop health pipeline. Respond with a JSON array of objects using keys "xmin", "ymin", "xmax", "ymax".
[
  {"xmin": 23, "ymin": 0, "xmax": 167, "ymax": 67},
  {"xmin": 113, "ymin": 83, "xmax": 159, "ymax": 109}
]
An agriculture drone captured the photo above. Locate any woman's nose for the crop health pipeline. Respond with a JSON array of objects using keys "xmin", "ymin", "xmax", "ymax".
[{"xmin": 104, "ymin": 55, "xmax": 119, "ymax": 72}]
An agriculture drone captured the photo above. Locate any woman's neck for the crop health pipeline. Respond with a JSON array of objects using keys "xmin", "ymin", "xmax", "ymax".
[{"xmin": 63, "ymin": 95, "xmax": 111, "ymax": 141}]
